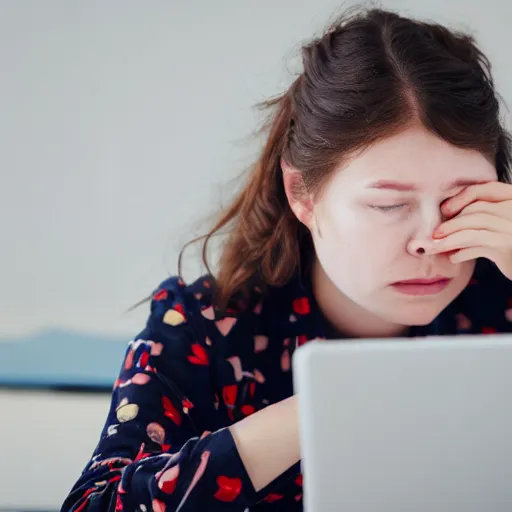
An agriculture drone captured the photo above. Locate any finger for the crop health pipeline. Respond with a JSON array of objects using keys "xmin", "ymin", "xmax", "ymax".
[
  {"xmin": 426, "ymin": 229, "xmax": 512, "ymax": 254},
  {"xmin": 433, "ymin": 212, "xmax": 512, "ymax": 238},
  {"xmin": 449, "ymin": 246, "xmax": 495, "ymax": 264},
  {"xmin": 442, "ymin": 181, "xmax": 510, "ymax": 217},
  {"xmin": 454, "ymin": 199, "xmax": 512, "ymax": 218}
]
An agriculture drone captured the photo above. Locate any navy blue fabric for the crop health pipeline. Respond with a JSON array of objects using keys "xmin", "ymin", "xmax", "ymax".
[{"xmin": 62, "ymin": 259, "xmax": 512, "ymax": 511}]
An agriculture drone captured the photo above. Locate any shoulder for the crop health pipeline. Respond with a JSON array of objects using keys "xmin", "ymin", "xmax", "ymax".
[
  {"xmin": 453, "ymin": 260, "xmax": 512, "ymax": 333},
  {"xmin": 145, "ymin": 274, "xmax": 265, "ymax": 350},
  {"xmin": 144, "ymin": 272, "xmax": 316, "ymax": 357},
  {"xmin": 147, "ymin": 274, "xmax": 214, "ymax": 328}
]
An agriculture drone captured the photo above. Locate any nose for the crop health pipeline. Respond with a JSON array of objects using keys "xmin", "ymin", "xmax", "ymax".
[
  {"xmin": 407, "ymin": 239, "xmax": 430, "ymax": 256},
  {"xmin": 406, "ymin": 206, "xmax": 443, "ymax": 257}
]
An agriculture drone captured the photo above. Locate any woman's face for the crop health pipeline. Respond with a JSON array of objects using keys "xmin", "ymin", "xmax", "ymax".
[{"xmin": 310, "ymin": 124, "xmax": 497, "ymax": 326}]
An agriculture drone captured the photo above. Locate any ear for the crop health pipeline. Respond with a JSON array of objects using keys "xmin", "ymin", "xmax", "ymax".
[{"xmin": 281, "ymin": 157, "xmax": 314, "ymax": 229}]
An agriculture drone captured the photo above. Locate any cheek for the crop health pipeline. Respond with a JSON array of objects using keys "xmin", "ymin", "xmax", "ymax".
[
  {"xmin": 316, "ymin": 202, "xmax": 407, "ymax": 262},
  {"xmin": 312, "ymin": 203, "xmax": 411, "ymax": 297},
  {"xmin": 457, "ymin": 260, "xmax": 476, "ymax": 281}
]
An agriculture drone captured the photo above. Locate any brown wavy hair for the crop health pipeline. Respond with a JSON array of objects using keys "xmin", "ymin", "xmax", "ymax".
[{"xmin": 180, "ymin": 6, "xmax": 512, "ymax": 311}]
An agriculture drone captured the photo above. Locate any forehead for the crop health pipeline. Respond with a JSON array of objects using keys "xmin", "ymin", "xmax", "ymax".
[{"xmin": 332, "ymin": 125, "xmax": 497, "ymax": 189}]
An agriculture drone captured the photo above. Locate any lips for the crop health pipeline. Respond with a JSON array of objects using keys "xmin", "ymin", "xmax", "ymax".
[
  {"xmin": 397, "ymin": 277, "xmax": 448, "ymax": 285},
  {"xmin": 391, "ymin": 277, "xmax": 452, "ymax": 296}
]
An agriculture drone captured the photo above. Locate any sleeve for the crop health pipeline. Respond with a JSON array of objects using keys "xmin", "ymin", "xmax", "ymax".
[{"xmin": 61, "ymin": 277, "xmax": 262, "ymax": 512}]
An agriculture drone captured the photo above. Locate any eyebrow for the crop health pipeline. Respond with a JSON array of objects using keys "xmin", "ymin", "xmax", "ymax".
[{"xmin": 366, "ymin": 179, "xmax": 490, "ymax": 192}]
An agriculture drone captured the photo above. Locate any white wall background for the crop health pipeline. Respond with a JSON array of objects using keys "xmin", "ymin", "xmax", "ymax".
[
  {"xmin": 1, "ymin": 0, "xmax": 511, "ymax": 509},
  {"xmin": 1, "ymin": 0, "xmax": 511, "ymax": 340},
  {"xmin": 0, "ymin": 389, "xmax": 110, "ymax": 509}
]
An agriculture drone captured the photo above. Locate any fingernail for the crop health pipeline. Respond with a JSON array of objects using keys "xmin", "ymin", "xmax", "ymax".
[{"xmin": 441, "ymin": 201, "xmax": 452, "ymax": 213}]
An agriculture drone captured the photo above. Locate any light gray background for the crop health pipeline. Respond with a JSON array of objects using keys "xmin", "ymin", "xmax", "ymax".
[{"xmin": 1, "ymin": 0, "xmax": 511, "ymax": 338}]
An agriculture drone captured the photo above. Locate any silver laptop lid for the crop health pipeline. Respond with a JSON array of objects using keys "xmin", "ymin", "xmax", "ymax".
[{"xmin": 293, "ymin": 335, "xmax": 512, "ymax": 512}]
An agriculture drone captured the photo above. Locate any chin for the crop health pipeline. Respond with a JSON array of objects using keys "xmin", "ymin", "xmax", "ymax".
[
  {"xmin": 378, "ymin": 299, "xmax": 451, "ymax": 326},
  {"xmin": 398, "ymin": 310, "xmax": 442, "ymax": 326}
]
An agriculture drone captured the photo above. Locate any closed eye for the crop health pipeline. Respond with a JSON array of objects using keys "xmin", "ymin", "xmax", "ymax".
[{"xmin": 370, "ymin": 204, "xmax": 406, "ymax": 212}]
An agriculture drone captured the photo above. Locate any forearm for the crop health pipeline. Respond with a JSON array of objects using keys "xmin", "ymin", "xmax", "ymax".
[{"xmin": 228, "ymin": 395, "xmax": 300, "ymax": 492}]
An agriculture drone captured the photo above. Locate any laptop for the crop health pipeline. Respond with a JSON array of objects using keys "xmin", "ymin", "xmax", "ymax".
[{"xmin": 292, "ymin": 335, "xmax": 512, "ymax": 512}]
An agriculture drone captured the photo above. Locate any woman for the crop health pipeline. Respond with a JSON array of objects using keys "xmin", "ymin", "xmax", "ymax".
[{"xmin": 62, "ymin": 7, "xmax": 512, "ymax": 512}]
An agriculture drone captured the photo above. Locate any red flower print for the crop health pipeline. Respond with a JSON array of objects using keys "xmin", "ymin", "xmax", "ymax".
[
  {"xmin": 249, "ymin": 382, "xmax": 256, "ymax": 397},
  {"xmin": 263, "ymin": 493, "xmax": 284, "ymax": 503},
  {"xmin": 214, "ymin": 476, "xmax": 242, "ymax": 502},
  {"xmin": 83, "ymin": 488, "xmax": 96, "ymax": 499},
  {"xmin": 293, "ymin": 297, "xmax": 311, "ymax": 315},
  {"xmin": 152, "ymin": 499, "xmax": 166, "ymax": 512},
  {"xmin": 174, "ymin": 303, "xmax": 185, "ymax": 317},
  {"xmin": 138, "ymin": 351, "xmax": 150, "ymax": 368},
  {"xmin": 482, "ymin": 327, "xmax": 497, "ymax": 334},
  {"xmin": 456, "ymin": 313, "xmax": 471, "ymax": 331},
  {"xmin": 134, "ymin": 443, "xmax": 152, "ymax": 462},
  {"xmin": 187, "ymin": 344, "xmax": 209, "ymax": 365},
  {"xmin": 75, "ymin": 500, "xmax": 89, "ymax": 512},
  {"xmin": 200, "ymin": 430, "xmax": 212, "ymax": 440},
  {"xmin": 153, "ymin": 289, "xmax": 168, "ymax": 301},
  {"xmin": 295, "ymin": 474, "xmax": 303, "ymax": 486},
  {"xmin": 297, "ymin": 335, "xmax": 308, "ymax": 346},
  {"xmin": 115, "ymin": 494, "xmax": 123, "ymax": 512},
  {"xmin": 124, "ymin": 348, "xmax": 134, "ymax": 370},
  {"xmin": 281, "ymin": 349, "xmax": 291, "ymax": 372},
  {"xmin": 222, "ymin": 385, "xmax": 237, "ymax": 406},
  {"xmin": 182, "ymin": 398, "xmax": 194, "ymax": 411},
  {"xmin": 162, "ymin": 396, "xmax": 182, "ymax": 426},
  {"xmin": 241, "ymin": 404, "xmax": 255, "ymax": 417},
  {"xmin": 180, "ymin": 451, "xmax": 211, "ymax": 504},
  {"xmin": 223, "ymin": 384, "xmax": 238, "ymax": 420},
  {"xmin": 158, "ymin": 465, "xmax": 180, "ymax": 494}
]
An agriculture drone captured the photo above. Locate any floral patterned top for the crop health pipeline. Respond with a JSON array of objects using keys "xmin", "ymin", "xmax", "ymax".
[{"xmin": 62, "ymin": 259, "xmax": 512, "ymax": 511}]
